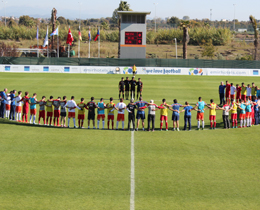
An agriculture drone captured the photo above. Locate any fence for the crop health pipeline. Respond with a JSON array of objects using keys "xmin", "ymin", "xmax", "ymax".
[{"xmin": 1, "ymin": 57, "xmax": 260, "ymax": 69}]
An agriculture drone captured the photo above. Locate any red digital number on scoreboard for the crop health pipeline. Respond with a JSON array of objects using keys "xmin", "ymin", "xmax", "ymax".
[{"xmin": 125, "ymin": 32, "xmax": 142, "ymax": 45}]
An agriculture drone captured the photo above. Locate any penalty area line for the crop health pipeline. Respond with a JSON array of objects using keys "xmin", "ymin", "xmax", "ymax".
[{"xmin": 130, "ymin": 130, "xmax": 135, "ymax": 210}]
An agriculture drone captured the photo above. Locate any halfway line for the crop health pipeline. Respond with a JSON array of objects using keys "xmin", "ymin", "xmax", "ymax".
[{"xmin": 130, "ymin": 130, "xmax": 135, "ymax": 210}]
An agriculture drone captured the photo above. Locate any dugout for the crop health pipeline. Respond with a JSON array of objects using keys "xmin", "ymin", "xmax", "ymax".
[{"xmin": 117, "ymin": 11, "xmax": 151, "ymax": 59}]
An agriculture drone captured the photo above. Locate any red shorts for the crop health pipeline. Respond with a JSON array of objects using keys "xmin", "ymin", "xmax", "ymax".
[
  {"xmin": 16, "ymin": 106, "xmax": 22, "ymax": 113},
  {"xmin": 231, "ymin": 113, "xmax": 237, "ymax": 120},
  {"xmin": 117, "ymin": 114, "xmax": 124, "ymax": 121},
  {"xmin": 231, "ymin": 95, "xmax": 235, "ymax": 99},
  {"xmin": 39, "ymin": 110, "xmax": 45, "ymax": 118},
  {"xmin": 160, "ymin": 115, "xmax": 168, "ymax": 121},
  {"xmin": 225, "ymin": 92, "xmax": 230, "ymax": 98},
  {"xmin": 209, "ymin": 115, "xmax": 216, "ymax": 121},
  {"xmin": 197, "ymin": 113, "xmax": 204, "ymax": 120},
  {"xmin": 239, "ymin": 114, "xmax": 246, "ymax": 120},
  {"xmin": 54, "ymin": 110, "xmax": 60, "ymax": 118},
  {"xmin": 78, "ymin": 114, "xmax": 85, "ymax": 120},
  {"xmin": 236, "ymin": 94, "xmax": 241, "ymax": 100},
  {"xmin": 23, "ymin": 106, "xmax": 29, "ymax": 114},
  {"xmin": 68, "ymin": 112, "xmax": 75, "ymax": 118},
  {"xmin": 97, "ymin": 114, "xmax": 105, "ymax": 120},
  {"xmin": 246, "ymin": 112, "xmax": 251, "ymax": 118},
  {"xmin": 241, "ymin": 95, "xmax": 246, "ymax": 101},
  {"xmin": 47, "ymin": 112, "xmax": 53, "ymax": 117},
  {"xmin": 30, "ymin": 109, "xmax": 36, "ymax": 115},
  {"xmin": 107, "ymin": 115, "xmax": 114, "ymax": 120},
  {"xmin": 5, "ymin": 104, "xmax": 10, "ymax": 111}
]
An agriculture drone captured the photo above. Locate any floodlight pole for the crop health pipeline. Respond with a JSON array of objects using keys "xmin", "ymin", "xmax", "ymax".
[
  {"xmin": 153, "ymin": 3, "xmax": 158, "ymax": 32},
  {"xmin": 233, "ymin": 4, "xmax": 236, "ymax": 31}
]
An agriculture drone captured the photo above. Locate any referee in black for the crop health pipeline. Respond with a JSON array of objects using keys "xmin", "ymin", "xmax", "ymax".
[
  {"xmin": 124, "ymin": 77, "xmax": 130, "ymax": 100},
  {"xmin": 118, "ymin": 77, "xmax": 125, "ymax": 99},
  {"xmin": 127, "ymin": 99, "xmax": 137, "ymax": 131}
]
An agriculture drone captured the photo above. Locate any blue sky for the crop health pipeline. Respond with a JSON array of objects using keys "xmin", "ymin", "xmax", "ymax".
[{"xmin": 0, "ymin": 0, "xmax": 259, "ymax": 21}]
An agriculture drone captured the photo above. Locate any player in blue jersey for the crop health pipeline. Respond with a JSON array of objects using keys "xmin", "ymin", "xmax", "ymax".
[
  {"xmin": 97, "ymin": 98, "xmax": 106, "ymax": 129},
  {"xmin": 168, "ymin": 99, "xmax": 183, "ymax": 131},
  {"xmin": 29, "ymin": 93, "xmax": 37, "ymax": 124},
  {"xmin": 238, "ymin": 99, "xmax": 246, "ymax": 128},
  {"xmin": 134, "ymin": 97, "xmax": 148, "ymax": 131},
  {"xmin": 245, "ymin": 96, "xmax": 252, "ymax": 127},
  {"xmin": 194, "ymin": 97, "xmax": 207, "ymax": 130}
]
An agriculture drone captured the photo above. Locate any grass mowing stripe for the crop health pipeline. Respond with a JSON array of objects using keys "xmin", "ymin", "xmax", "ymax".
[{"xmin": 130, "ymin": 130, "xmax": 135, "ymax": 210}]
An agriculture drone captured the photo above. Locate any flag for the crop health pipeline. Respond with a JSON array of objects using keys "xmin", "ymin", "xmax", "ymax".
[
  {"xmin": 50, "ymin": 27, "xmax": 59, "ymax": 36},
  {"xmin": 36, "ymin": 27, "xmax": 39, "ymax": 40},
  {"xmin": 94, "ymin": 29, "xmax": 100, "ymax": 41},
  {"xmin": 43, "ymin": 27, "xmax": 48, "ymax": 47},
  {"xmin": 78, "ymin": 26, "xmax": 82, "ymax": 41},
  {"xmin": 66, "ymin": 28, "xmax": 74, "ymax": 45},
  {"xmin": 88, "ymin": 29, "xmax": 91, "ymax": 41}
]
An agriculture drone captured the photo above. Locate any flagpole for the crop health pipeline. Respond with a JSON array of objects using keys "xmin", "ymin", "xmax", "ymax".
[
  {"xmin": 37, "ymin": 26, "xmax": 39, "ymax": 58},
  {"xmin": 88, "ymin": 26, "xmax": 90, "ymax": 58},
  {"xmin": 68, "ymin": 26, "xmax": 70, "ymax": 58},
  {"xmin": 78, "ymin": 26, "xmax": 80, "ymax": 58},
  {"xmin": 47, "ymin": 26, "xmax": 49, "ymax": 58},
  {"xmin": 57, "ymin": 26, "xmax": 59, "ymax": 58},
  {"xmin": 98, "ymin": 26, "xmax": 100, "ymax": 58}
]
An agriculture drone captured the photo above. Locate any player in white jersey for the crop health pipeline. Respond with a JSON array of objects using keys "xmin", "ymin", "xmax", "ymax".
[
  {"xmin": 15, "ymin": 91, "xmax": 23, "ymax": 122},
  {"xmin": 230, "ymin": 83, "xmax": 236, "ymax": 101},
  {"xmin": 63, "ymin": 96, "xmax": 81, "ymax": 128},
  {"xmin": 111, "ymin": 98, "xmax": 130, "ymax": 130},
  {"xmin": 5, "ymin": 93, "xmax": 11, "ymax": 119}
]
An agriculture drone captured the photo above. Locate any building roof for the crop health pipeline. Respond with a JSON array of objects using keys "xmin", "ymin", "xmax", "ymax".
[{"xmin": 117, "ymin": 11, "xmax": 151, "ymax": 15}]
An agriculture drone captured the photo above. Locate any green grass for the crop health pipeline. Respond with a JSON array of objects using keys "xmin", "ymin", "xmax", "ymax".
[{"xmin": 1, "ymin": 73, "xmax": 260, "ymax": 209}]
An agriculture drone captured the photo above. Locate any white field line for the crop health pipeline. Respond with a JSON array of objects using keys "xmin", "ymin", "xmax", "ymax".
[{"xmin": 130, "ymin": 130, "xmax": 135, "ymax": 210}]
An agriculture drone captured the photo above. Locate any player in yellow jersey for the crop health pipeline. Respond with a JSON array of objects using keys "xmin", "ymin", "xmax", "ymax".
[
  {"xmin": 207, "ymin": 99, "xmax": 220, "ymax": 129},
  {"xmin": 241, "ymin": 83, "xmax": 247, "ymax": 101},
  {"xmin": 106, "ymin": 97, "xmax": 116, "ymax": 129},
  {"xmin": 160, "ymin": 99, "xmax": 169, "ymax": 131},
  {"xmin": 230, "ymin": 99, "xmax": 238, "ymax": 128},
  {"xmin": 77, "ymin": 98, "xmax": 86, "ymax": 128},
  {"xmin": 46, "ymin": 96, "xmax": 54, "ymax": 126}
]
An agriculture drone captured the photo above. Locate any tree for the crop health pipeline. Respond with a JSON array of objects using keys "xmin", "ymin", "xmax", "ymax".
[
  {"xmin": 8, "ymin": 19, "xmax": 18, "ymax": 28},
  {"xmin": 201, "ymin": 40, "xmax": 217, "ymax": 59},
  {"xmin": 249, "ymin": 15, "xmax": 258, "ymax": 60},
  {"xmin": 101, "ymin": 21, "xmax": 110, "ymax": 30},
  {"xmin": 167, "ymin": 16, "xmax": 180, "ymax": 26},
  {"xmin": 19, "ymin": 15, "xmax": 35, "ymax": 27},
  {"xmin": 112, "ymin": 1, "xmax": 131, "ymax": 58},
  {"xmin": 112, "ymin": 1, "xmax": 131, "ymax": 24},
  {"xmin": 183, "ymin": 16, "xmax": 190, "ymax": 21},
  {"xmin": 57, "ymin": 16, "xmax": 67, "ymax": 25},
  {"xmin": 179, "ymin": 20, "xmax": 190, "ymax": 59}
]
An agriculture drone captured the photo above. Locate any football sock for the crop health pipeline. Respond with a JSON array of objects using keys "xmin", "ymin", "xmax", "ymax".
[
  {"xmin": 202, "ymin": 121, "xmax": 204, "ymax": 128},
  {"xmin": 16, "ymin": 113, "xmax": 18, "ymax": 121},
  {"xmin": 197, "ymin": 121, "xmax": 200, "ymax": 128},
  {"xmin": 240, "ymin": 120, "xmax": 243, "ymax": 127},
  {"xmin": 232, "ymin": 120, "xmax": 235, "ymax": 127},
  {"xmin": 29, "ymin": 115, "xmax": 32, "ymax": 123},
  {"xmin": 43, "ymin": 118, "xmax": 46, "ymax": 124},
  {"xmin": 122, "ymin": 121, "xmax": 124, "ymax": 129},
  {"xmin": 49, "ymin": 117, "xmax": 52, "ymax": 125},
  {"xmin": 160, "ymin": 121, "xmax": 163, "ymax": 129},
  {"xmin": 73, "ymin": 118, "xmax": 76, "ymax": 126},
  {"xmin": 244, "ymin": 119, "xmax": 246, "ymax": 127},
  {"xmin": 210, "ymin": 122, "xmax": 213, "ymax": 128},
  {"xmin": 116, "ymin": 121, "xmax": 119, "ymax": 129},
  {"xmin": 214, "ymin": 122, "xmax": 216, "ymax": 128},
  {"xmin": 57, "ymin": 118, "xmax": 60, "ymax": 126},
  {"xmin": 81, "ymin": 121, "xmax": 84, "ymax": 127},
  {"xmin": 102, "ymin": 121, "xmax": 105, "ymax": 129},
  {"xmin": 247, "ymin": 118, "xmax": 249, "ymax": 126},
  {"xmin": 25, "ymin": 115, "xmax": 28, "ymax": 123},
  {"xmin": 22, "ymin": 114, "xmax": 25, "ymax": 122},
  {"xmin": 33, "ymin": 116, "xmax": 36, "ymax": 124},
  {"xmin": 235, "ymin": 120, "xmax": 237, "ymax": 127},
  {"xmin": 19, "ymin": 113, "xmax": 21, "ymax": 121},
  {"xmin": 97, "ymin": 120, "xmax": 100, "ymax": 129},
  {"xmin": 166, "ymin": 122, "xmax": 168, "ymax": 129}
]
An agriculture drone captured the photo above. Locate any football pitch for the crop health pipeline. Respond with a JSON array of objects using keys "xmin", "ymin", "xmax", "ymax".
[{"xmin": 1, "ymin": 72, "xmax": 260, "ymax": 210}]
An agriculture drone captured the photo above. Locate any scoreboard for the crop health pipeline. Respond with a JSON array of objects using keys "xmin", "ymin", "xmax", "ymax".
[{"xmin": 125, "ymin": 32, "xmax": 142, "ymax": 45}]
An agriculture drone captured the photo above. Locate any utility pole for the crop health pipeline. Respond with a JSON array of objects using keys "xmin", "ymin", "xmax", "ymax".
[
  {"xmin": 233, "ymin": 4, "xmax": 236, "ymax": 31},
  {"xmin": 153, "ymin": 3, "xmax": 158, "ymax": 32}
]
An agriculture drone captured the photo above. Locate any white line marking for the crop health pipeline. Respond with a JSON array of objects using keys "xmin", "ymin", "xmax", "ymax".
[{"xmin": 130, "ymin": 130, "xmax": 135, "ymax": 210}]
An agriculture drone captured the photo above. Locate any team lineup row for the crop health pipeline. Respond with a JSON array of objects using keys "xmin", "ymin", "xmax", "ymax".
[{"xmin": 1, "ymin": 87, "xmax": 260, "ymax": 131}]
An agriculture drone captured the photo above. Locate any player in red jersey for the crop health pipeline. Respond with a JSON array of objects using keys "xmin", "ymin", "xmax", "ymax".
[
  {"xmin": 53, "ymin": 97, "xmax": 61, "ymax": 126},
  {"xmin": 77, "ymin": 98, "xmax": 87, "ymax": 128},
  {"xmin": 21, "ymin": 91, "xmax": 30, "ymax": 123},
  {"xmin": 236, "ymin": 84, "xmax": 242, "ymax": 103},
  {"xmin": 225, "ymin": 80, "xmax": 231, "ymax": 104}
]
